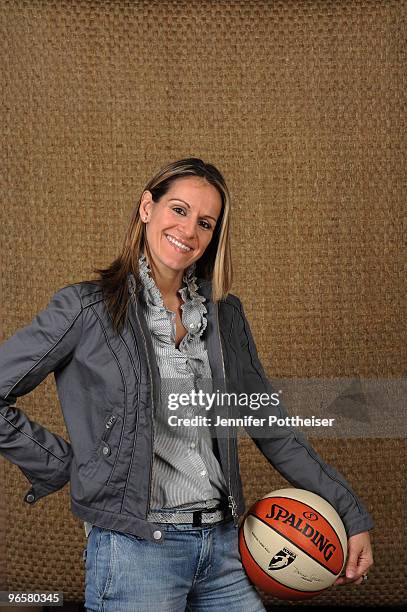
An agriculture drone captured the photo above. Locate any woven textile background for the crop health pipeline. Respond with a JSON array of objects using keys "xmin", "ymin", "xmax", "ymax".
[{"xmin": 1, "ymin": 0, "xmax": 405, "ymax": 607}]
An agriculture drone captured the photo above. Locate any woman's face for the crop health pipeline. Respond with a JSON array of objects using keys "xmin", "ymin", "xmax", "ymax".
[{"xmin": 139, "ymin": 176, "xmax": 223, "ymax": 275}]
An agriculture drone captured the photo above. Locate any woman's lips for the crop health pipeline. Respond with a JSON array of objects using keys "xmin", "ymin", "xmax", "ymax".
[{"xmin": 165, "ymin": 233, "xmax": 193, "ymax": 253}]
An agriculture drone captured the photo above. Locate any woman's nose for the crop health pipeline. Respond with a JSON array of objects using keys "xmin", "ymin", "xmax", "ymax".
[{"xmin": 180, "ymin": 215, "xmax": 197, "ymax": 238}]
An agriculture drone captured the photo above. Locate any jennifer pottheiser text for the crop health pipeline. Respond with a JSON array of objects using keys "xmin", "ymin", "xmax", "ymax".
[{"xmin": 167, "ymin": 415, "xmax": 335, "ymax": 427}]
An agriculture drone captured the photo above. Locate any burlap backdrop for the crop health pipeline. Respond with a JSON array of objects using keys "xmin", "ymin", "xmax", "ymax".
[{"xmin": 1, "ymin": 0, "xmax": 405, "ymax": 607}]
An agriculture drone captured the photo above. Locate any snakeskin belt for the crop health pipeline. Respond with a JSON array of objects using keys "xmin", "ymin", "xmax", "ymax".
[{"xmin": 148, "ymin": 506, "xmax": 232, "ymax": 526}]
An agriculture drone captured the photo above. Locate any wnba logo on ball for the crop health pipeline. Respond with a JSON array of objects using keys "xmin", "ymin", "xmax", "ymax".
[
  {"xmin": 265, "ymin": 503, "xmax": 337, "ymax": 562},
  {"xmin": 268, "ymin": 547, "xmax": 297, "ymax": 571}
]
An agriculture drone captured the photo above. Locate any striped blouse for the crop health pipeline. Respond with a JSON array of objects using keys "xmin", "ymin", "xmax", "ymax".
[{"xmin": 133, "ymin": 253, "xmax": 228, "ymax": 519}]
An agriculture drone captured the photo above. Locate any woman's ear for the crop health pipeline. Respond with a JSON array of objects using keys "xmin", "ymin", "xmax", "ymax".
[{"xmin": 139, "ymin": 190, "xmax": 153, "ymax": 222}]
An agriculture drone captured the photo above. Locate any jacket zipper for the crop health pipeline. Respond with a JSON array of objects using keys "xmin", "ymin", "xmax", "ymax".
[
  {"xmin": 98, "ymin": 414, "xmax": 118, "ymax": 461},
  {"xmin": 117, "ymin": 313, "xmax": 140, "ymax": 508},
  {"xmin": 215, "ymin": 303, "xmax": 239, "ymax": 526},
  {"xmin": 101, "ymin": 414, "xmax": 117, "ymax": 442},
  {"xmin": 86, "ymin": 414, "xmax": 117, "ymax": 472},
  {"xmin": 133, "ymin": 296, "xmax": 156, "ymax": 519}
]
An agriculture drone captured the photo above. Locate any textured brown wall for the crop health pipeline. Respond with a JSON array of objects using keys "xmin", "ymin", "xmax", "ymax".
[{"xmin": 1, "ymin": 0, "xmax": 405, "ymax": 606}]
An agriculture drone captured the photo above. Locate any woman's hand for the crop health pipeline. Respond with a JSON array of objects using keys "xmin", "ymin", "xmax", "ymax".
[{"xmin": 334, "ymin": 531, "xmax": 374, "ymax": 586}]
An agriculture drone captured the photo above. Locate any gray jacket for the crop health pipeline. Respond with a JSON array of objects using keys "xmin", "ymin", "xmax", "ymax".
[{"xmin": 0, "ymin": 277, "xmax": 374, "ymax": 543}]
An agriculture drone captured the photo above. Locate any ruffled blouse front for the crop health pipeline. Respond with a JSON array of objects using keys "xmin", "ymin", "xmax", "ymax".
[{"xmin": 127, "ymin": 253, "xmax": 212, "ymax": 389}]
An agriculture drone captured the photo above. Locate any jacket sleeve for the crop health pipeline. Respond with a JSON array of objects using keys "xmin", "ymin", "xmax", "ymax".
[
  {"xmin": 234, "ymin": 297, "xmax": 374, "ymax": 538},
  {"xmin": 0, "ymin": 284, "xmax": 83, "ymax": 505}
]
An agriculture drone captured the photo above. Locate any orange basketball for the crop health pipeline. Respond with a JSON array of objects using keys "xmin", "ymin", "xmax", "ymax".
[{"xmin": 238, "ymin": 488, "xmax": 348, "ymax": 600}]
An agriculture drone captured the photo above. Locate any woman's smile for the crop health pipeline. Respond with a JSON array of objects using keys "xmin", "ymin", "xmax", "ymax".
[{"xmin": 165, "ymin": 233, "xmax": 193, "ymax": 253}]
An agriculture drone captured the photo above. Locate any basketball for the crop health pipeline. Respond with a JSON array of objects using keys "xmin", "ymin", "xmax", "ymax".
[{"xmin": 238, "ymin": 488, "xmax": 348, "ymax": 600}]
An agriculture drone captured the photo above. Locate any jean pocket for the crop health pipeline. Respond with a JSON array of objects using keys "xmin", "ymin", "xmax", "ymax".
[{"xmin": 93, "ymin": 528, "xmax": 114, "ymax": 599}]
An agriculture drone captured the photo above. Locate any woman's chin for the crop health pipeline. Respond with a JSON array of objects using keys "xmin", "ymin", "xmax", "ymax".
[
  {"xmin": 160, "ymin": 246, "xmax": 195, "ymax": 270},
  {"xmin": 153, "ymin": 254, "xmax": 194, "ymax": 274}
]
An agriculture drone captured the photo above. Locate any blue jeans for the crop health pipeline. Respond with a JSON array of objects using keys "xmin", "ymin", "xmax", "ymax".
[{"xmin": 84, "ymin": 517, "xmax": 266, "ymax": 611}]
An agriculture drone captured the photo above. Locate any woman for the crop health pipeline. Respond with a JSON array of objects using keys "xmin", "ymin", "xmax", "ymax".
[{"xmin": 0, "ymin": 158, "xmax": 373, "ymax": 611}]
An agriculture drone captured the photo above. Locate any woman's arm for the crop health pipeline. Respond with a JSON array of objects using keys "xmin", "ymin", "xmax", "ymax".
[
  {"xmin": 232, "ymin": 296, "xmax": 374, "ymax": 539},
  {"xmin": 0, "ymin": 284, "xmax": 83, "ymax": 503}
]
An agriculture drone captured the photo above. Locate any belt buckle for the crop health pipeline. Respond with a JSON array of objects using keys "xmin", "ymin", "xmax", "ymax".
[
  {"xmin": 192, "ymin": 510, "xmax": 202, "ymax": 527},
  {"xmin": 192, "ymin": 507, "xmax": 222, "ymax": 527}
]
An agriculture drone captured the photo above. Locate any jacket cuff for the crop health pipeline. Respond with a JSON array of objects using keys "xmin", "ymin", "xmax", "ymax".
[
  {"xmin": 21, "ymin": 459, "xmax": 71, "ymax": 505},
  {"xmin": 342, "ymin": 511, "xmax": 375, "ymax": 537}
]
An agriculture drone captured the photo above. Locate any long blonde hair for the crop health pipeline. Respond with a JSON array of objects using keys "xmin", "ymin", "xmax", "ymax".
[{"xmin": 85, "ymin": 157, "xmax": 233, "ymax": 334}]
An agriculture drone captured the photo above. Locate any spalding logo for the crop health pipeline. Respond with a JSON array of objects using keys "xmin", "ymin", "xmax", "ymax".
[
  {"xmin": 266, "ymin": 503, "xmax": 337, "ymax": 561},
  {"xmin": 268, "ymin": 547, "xmax": 297, "ymax": 571}
]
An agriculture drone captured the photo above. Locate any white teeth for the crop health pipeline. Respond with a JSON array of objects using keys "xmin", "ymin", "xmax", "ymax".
[{"xmin": 166, "ymin": 234, "xmax": 192, "ymax": 251}]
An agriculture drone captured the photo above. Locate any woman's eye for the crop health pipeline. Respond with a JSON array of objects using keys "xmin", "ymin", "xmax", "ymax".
[
  {"xmin": 172, "ymin": 207, "xmax": 186, "ymax": 215},
  {"xmin": 199, "ymin": 220, "xmax": 212, "ymax": 230},
  {"xmin": 172, "ymin": 207, "xmax": 211, "ymax": 230}
]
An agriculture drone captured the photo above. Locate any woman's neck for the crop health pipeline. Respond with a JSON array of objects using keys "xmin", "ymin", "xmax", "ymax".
[{"xmin": 147, "ymin": 257, "xmax": 185, "ymax": 300}]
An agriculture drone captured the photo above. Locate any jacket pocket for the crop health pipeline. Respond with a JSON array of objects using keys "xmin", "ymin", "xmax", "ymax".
[{"xmin": 79, "ymin": 413, "xmax": 122, "ymax": 482}]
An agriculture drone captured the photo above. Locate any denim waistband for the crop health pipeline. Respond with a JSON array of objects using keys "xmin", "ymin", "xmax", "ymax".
[{"xmin": 152, "ymin": 515, "xmax": 234, "ymax": 531}]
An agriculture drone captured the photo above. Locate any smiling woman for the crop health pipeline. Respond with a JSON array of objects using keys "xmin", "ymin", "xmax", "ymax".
[
  {"xmin": 139, "ymin": 175, "xmax": 223, "ymax": 299},
  {"xmin": 86, "ymin": 158, "xmax": 234, "ymax": 339},
  {"xmin": 136, "ymin": 176, "xmax": 224, "ymax": 348},
  {"xmin": 0, "ymin": 157, "xmax": 374, "ymax": 612},
  {"xmin": 134, "ymin": 167, "xmax": 231, "ymax": 349}
]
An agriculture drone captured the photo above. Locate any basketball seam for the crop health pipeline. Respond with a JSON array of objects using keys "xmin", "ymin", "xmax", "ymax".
[
  {"xmin": 260, "ymin": 495, "xmax": 346, "ymax": 560},
  {"xmin": 240, "ymin": 524, "xmax": 327, "ymax": 594}
]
